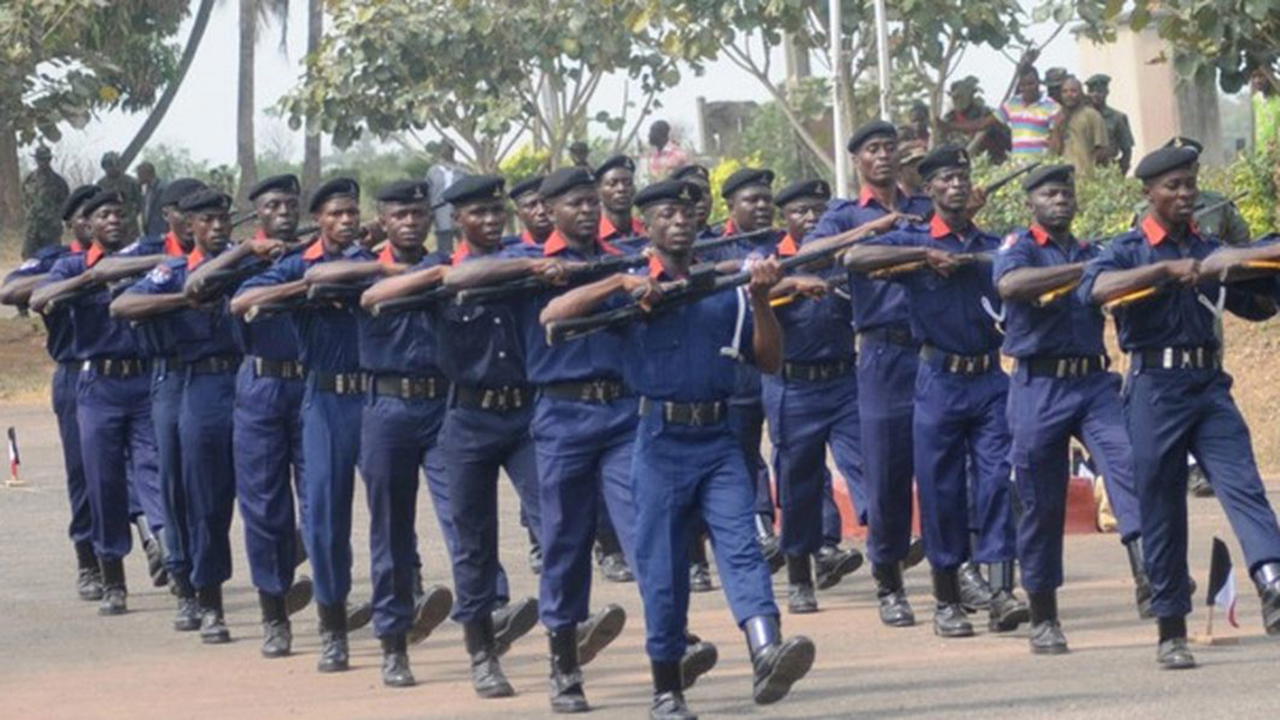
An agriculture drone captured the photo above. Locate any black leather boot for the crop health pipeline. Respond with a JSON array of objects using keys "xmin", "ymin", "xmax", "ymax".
[
  {"xmin": 1253, "ymin": 562, "xmax": 1280, "ymax": 635},
  {"xmin": 74, "ymin": 540, "xmax": 103, "ymax": 601},
  {"xmin": 756, "ymin": 514, "xmax": 785, "ymax": 574},
  {"xmin": 407, "ymin": 583, "xmax": 453, "ymax": 645},
  {"xmin": 260, "ymin": 591, "xmax": 292, "ymax": 658},
  {"xmin": 1156, "ymin": 616, "xmax": 1195, "ymax": 669},
  {"xmin": 931, "ymin": 568, "xmax": 974, "ymax": 638},
  {"xmin": 576, "ymin": 603, "xmax": 626, "ymax": 666},
  {"xmin": 346, "ymin": 598, "xmax": 373, "ymax": 631},
  {"xmin": 492, "ymin": 596, "xmax": 539, "ymax": 656},
  {"xmin": 1027, "ymin": 590, "xmax": 1068, "ymax": 655},
  {"xmin": 872, "ymin": 563, "xmax": 915, "ymax": 627},
  {"xmin": 316, "ymin": 603, "xmax": 350, "ymax": 672},
  {"xmin": 98, "ymin": 557, "xmax": 127, "ymax": 616},
  {"xmin": 1125, "ymin": 538, "xmax": 1154, "ymax": 619},
  {"xmin": 680, "ymin": 632, "xmax": 718, "ymax": 690},
  {"xmin": 380, "ymin": 634, "xmax": 415, "ymax": 687},
  {"xmin": 689, "ymin": 535, "xmax": 713, "ymax": 592},
  {"xmin": 814, "ymin": 544, "xmax": 863, "ymax": 590},
  {"xmin": 650, "ymin": 660, "xmax": 697, "ymax": 720},
  {"xmin": 987, "ymin": 561, "xmax": 1030, "ymax": 632},
  {"xmin": 744, "ymin": 615, "xmax": 814, "ymax": 705},
  {"xmin": 284, "ymin": 575, "xmax": 313, "ymax": 616},
  {"xmin": 134, "ymin": 516, "xmax": 168, "ymax": 588},
  {"xmin": 197, "ymin": 584, "xmax": 231, "ymax": 644},
  {"xmin": 957, "ymin": 561, "xmax": 994, "ymax": 611},
  {"xmin": 172, "ymin": 575, "xmax": 200, "ymax": 631},
  {"xmin": 548, "ymin": 628, "xmax": 589, "ymax": 713},
  {"xmin": 786, "ymin": 555, "xmax": 818, "ymax": 614},
  {"xmin": 463, "ymin": 616, "xmax": 513, "ymax": 697}
]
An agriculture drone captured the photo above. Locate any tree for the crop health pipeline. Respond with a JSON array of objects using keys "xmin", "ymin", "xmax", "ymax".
[
  {"xmin": 282, "ymin": 0, "xmax": 686, "ymax": 171},
  {"xmin": 0, "ymin": 1, "xmax": 190, "ymax": 234},
  {"xmin": 301, "ymin": 0, "xmax": 322, "ymax": 190},
  {"xmin": 235, "ymin": 0, "xmax": 291, "ymax": 205}
]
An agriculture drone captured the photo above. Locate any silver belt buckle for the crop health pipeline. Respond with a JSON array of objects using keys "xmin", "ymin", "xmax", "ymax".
[{"xmin": 1162, "ymin": 347, "xmax": 1174, "ymax": 368}]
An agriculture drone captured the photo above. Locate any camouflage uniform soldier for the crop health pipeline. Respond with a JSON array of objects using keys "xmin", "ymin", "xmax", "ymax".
[
  {"xmin": 97, "ymin": 151, "xmax": 145, "ymax": 239},
  {"xmin": 21, "ymin": 146, "xmax": 70, "ymax": 258}
]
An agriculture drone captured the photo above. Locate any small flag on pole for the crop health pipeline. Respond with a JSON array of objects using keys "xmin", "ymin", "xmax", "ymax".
[
  {"xmin": 1206, "ymin": 536, "xmax": 1239, "ymax": 629},
  {"xmin": 6, "ymin": 426, "xmax": 23, "ymax": 487}
]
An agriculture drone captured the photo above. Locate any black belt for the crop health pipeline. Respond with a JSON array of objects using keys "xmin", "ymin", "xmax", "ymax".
[
  {"xmin": 1131, "ymin": 346, "xmax": 1220, "ymax": 371},
  {"xmin": 82, "ymin": 358, "xmax": 150, "ymax": 378},
  {"xmin": 454, "ymin": 384, "xmax": 530, "ymax": 412},
  {"xmin": 856, "ymin": 325, "xmax": 916, "ymax": 350},
  {"xmin": 57, "ymin": 360, "xmax": 81, "ymax": 372},
  {"xmin": 251, "ymin": 357, "xmax": 306, "ymax": 380},
  {"xmin": 782, "ymin": 358, "xmax": 854, "ymax": 383},
  {"xmin": 920, "ymin": 345, "xmax": 999, "ymax": 375},
  {"xmin": 370, "ymin": 373, "xmax": 447, "ymax": 400},
  {"xmin": 188, "ymin": 354, "xmax": 241, "ymax": 375},
  {"xmin": 1019, "ymin": 355, "xmax": 1109, "ymax": 379},
  {"xmin": 311, "ymin": 371, "xmax": 366, "ymax": 395},
  {"xmin": 154, "ymin": 355, "xmax": 184, "ymax": 373},
  {"xmin": 541, "ymin": 378, "xmax": 628, "ymax": 404},
  {"xmin": 639, "ymin": 396, "xmax": 727, "ymax": 426}
]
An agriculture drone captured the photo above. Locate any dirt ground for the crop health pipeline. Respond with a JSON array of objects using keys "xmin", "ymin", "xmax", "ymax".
[{"xmin": 2, "ymin": 400, "xmax": 1280, "ymax": 720}]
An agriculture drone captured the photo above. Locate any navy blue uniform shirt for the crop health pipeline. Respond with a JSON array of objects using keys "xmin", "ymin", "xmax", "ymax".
[
  {"xmin": 434, "ymin": 238, "xmax": 533, "ymax": 388},
  {"xmin": 127, "ymin": 250, "xmax": 242, "ymax": 363},
  {"xmin": 359, "ymin": 245, "xmax": 447, "ymax": 376},
  {"xmin": 7, "ymin": 244, "xmax": 78, "ymax": 362},
  {"xmin": 774, "ymin": 233, "xmax": 856, "ymax": 363}
]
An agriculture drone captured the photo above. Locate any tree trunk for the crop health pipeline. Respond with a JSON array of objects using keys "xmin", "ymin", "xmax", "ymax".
[
  {"xmin": 301, "ymin": 0, "xmax": 322, "ymax": 192},
  {"xmin": 119, "ymin": 0, "xmax": 216, "ymax": 168},
  {"xmin": 0, "ymin": 121, "xmax": 22, "ymax": 238},
  {"xmin": 236, "ymin": 0, "xmax": 259, "ymax": 205}
]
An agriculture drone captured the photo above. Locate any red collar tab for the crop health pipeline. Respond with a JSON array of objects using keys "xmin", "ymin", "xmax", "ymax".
[
  {"xmin": 544, "ymin": 229, "xmax": 622, "ymax": 257},
  {"xmin": 187, "ymin": 247, "xmax": 206, "ymax": 270},
  {"xmin": 377, "ymin": 244, "xmax": 398, "ymax": 266},
  {"xmin": 69, "ymin": 239, "xmax": 85, "ymax": 254},
  {"xmin": 520, "ymin": 229, "xmax": 538, "ymax": 246},
  {"xmin": 647, "ymin": 254, "xmax": 666, "ymax": 279},
  {"xmin": 85, "ymin": 243, "xmax": 105, "ymax": 268},
  {"xmin": 857, "ymin": 185, "xmax": 877, "ymax": 208},
  {"xmin": 599, "ymin": 215, "xmax": 645, "ymax": 240},
  {"xmin": 163, "ymin": 232, "xmax": 186, "ymax": 257},
  {"xmin": 722, "ymin": 219, "xmax": 738, "ymax": 236},
  {"xmin": 450, "ymin": 242, "xmax": 473, "ymax": 266},
  {"xmin": 1140, "ymin": 214, "xmax": 1200, "ymax": 246},
  {"xmin": 1029, "ymin": 224, "xmax": 1051, "ymax": 246},
  {"xmin": 302, "ymin": 238, "xmax": 326, "ymax": 261},
  {"xmin": 253, "ymin": 228, "xmax": 268, "ymax": 242},
  {"xmin": 929, "ymin": 214, "xmax": 958, "ymax": 239},
  {"xmin": 777, "ymin": 234, "xmax": 799, "ymax": 257}
]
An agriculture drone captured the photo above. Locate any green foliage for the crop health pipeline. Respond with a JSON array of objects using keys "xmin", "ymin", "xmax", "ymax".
[
  {"xmin": 736, "ymin": 102, "xmax": 822, "ymax": 192},
  {"xmin": 0, "ymin": 1, "xmax": 189, "ymax": 144},
  {"xmin": 1202, "ymin": 145, "xmax": 1280, "ymax": 236},
  {"xmin": 707, "ymin": 152, "xmax": 764, "ymax": 224},
  {"xmin": 499, "ymin": 145, "xmax": 554, "ymax": 184},
  {"xmin": 969, "ymin": 157, "xmax": 1143, "ymax": 239}
]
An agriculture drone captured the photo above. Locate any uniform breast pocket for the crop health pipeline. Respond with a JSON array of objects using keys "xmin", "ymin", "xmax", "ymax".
[{"xmin": 634, "ymin": 321, "xmax": 683, "ymax": 387}]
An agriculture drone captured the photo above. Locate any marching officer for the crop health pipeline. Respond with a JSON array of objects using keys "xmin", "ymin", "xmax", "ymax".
[
  {"xmin": 810, "ymin": 119, "xmax": 932, "ymax": 626},
  {"xmin": 511, "ymin": 175, "xmax": 553, "ymax": 246},
  {"xmin": 763, "ymin": 178, "xmax": 882, "ymax": 614},
  {"xmin": 540, "ymin": 178, "xmax": 815, "ymax": 720},
  {"xmin": 844, "ymin": 145, "xmax": 1028, "ymax": 638},
  {"xmin": 595, "ymin": 154, "xmax": 644, "ymax": 250},
  {"xmin": 0, "ymin": 185, "xmax": 98, "ymax": 599},
  {"xmin": 112, "ymin": 188, "xmax": 262, "ymax": 644},
  {"xmin": 31, "ymin": 190, "xmax": 170, "ymax": 616},
  {"xmin": 992, "ymin": 164, "xmax": 1148, "ymax": 654},
  {"xmin": 232, "ymin": 178, "xmax": 373, "ymax": 672},
  {"xmin": 1080, "ymin": 145, "xmax": 1280, "ymax": 668},
  {"xmin": 186, "ymin": 174, "xmax": 314, "ymax": 658}
]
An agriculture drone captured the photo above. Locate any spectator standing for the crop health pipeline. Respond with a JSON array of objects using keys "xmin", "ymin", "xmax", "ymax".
[
  {"xmin": 997, "ymin": 62, "xmax": 1059, "ymax": 159},
  {"xmin": 1049, "ymin": 77, "xmax": 1109, "ymax": 174},
  {"xmin": 21, "ymin": 145, "xmax": 70, "ymax": 258},
  {"xmin": 643, "ymin": 120, "xmax": 690, "ymax": 182},
  {"xmin": 426, "ymin": 141, "xmax": 468, "ymax": 254},
  {"xmin": 136, "ymin": 162, "xmax": 168, "ymax": 238}
]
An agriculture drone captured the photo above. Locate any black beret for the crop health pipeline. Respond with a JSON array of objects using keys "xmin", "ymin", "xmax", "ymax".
[
  {"xmin": 440, "ymin": 175, "xmax": 505, "ymax": 206},
  {"xmin": 1134, "ymin": 147, "xmax": 1199, "ymax": 182},
  {"xmin": 308, "ymin": 177, "xmax": 360, "ymax": 213},
  {"xmin": 774, "ymin": 179, "xmax": 832, "ymax": 207},
  {"xmin": 249, "ymin": 173, "xmax": 301, "ymax": 201},
  {"xmin": 159, "ymin": 177, "xmax": 207, "ymax": 208},
  {"xmin": 594, "ymin": 154, "xmax": 636, "ymax": 177},
  {"xmin": 1022, "ymin": 164, "xmax": 1075, "ymax": 192},
  {"xmin": 1084, "ymin": 73, "xmax": 1111, "ymax": 88},
  {"xmin": 375, "ymin": 179, "xmax": 431, "ymax": 204},
  {"xmin": 918, "ymin": 144, "xmax": 970, "ymax": 180},
  {"xmin": 178, "ymin": 188, "xmax": 232, "ymax": 213},
  {"xmin": 847, "ymin": 119, "xmax": 897, "ymax": 153},
  {"xmin": 508, "ymin": 175, "xmax": 545, "ymax": 201},
  {"xmin": 634, "ymin": 180, "xmax": 703, "ymax": 210},
  {"xmin": 720, "ymin": 167, "xmax": 775, "ymax": 199},
  {"xmin": 62, "ymin": 185, "xmax": 100, "ymax": 222},
  {"xmin": 670, "ymin": 164, "xmax": 710, "ymax": 182},
  {"xmin": 81, "ymin": 190, "xmax": 125, "ymax": 217},
  {"xmin": 1162, "ymin": 136, "xmax": 1203, "ymax": 154},
  {"xmin": 539, "ymin": 167, "xmax": 596, "ymax": 200}
]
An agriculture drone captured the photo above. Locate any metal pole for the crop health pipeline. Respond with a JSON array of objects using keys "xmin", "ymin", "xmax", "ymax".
[
  {"xmin": 873, "ymin": 0, "xmax": 891, "ymax": 120},
  {"xmin": 829, "ymin": 0, "xmax": 849, "ymax": 195}
]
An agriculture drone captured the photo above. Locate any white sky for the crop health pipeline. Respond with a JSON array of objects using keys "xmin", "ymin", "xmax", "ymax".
[{"xmin": 43, "ymin": 1, "xmax": 1079, "ymax": 168}]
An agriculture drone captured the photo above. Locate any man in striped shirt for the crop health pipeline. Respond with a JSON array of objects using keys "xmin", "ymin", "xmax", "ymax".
[{"xmin": 998, "ymin": 65, "xmax": 1060, "ymax": 159}]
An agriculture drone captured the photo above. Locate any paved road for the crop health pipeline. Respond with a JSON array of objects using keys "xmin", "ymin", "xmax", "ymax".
[{"xmin": 1, "ymin": 401, "xmax": 1277, "ymax": 719}]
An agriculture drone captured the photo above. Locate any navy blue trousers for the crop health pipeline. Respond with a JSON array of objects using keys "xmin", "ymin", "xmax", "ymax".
[
  {"xmin": 300, "ymin": 380, "xmax": 363, "ymax": 607},
  {"xmin": 632, "ymin": 405, "xmax": 777, "ymax": 662},
  {"xmin": 532, "ymin": 396, "xmax": 637, "ymax": 632},
  {"xmin": 440, "ymin": 403, "xmax": 540, "ymax": 623},
  {"xmin": 859, "ymin": 337, "xmax": 919, "ymax": 565},
  {"xmin": 1008, "ymin": 368, "xmax": 1142, "ymax": 592},
  {"xmin": 52, "ymin": 363, "xmax": 91, "ymax": 543},
  {"xmin": 913, "ymin": 362, "xmax": 1015, "ymax": 570},
  {"xmin": 727, "ymin": 401, "xmax": 776, "ymax": 519},
  {"xmin": 233, "ymin": 361, "xmax": 305, "ymax": 596},
  {"xmin": 152, "ymin": 364, "xmax": 189, "ymax": 581},
  {"xmin": 180, "ymin": 369, "xmax": 237, "ymax": 590},
  {"xmin": 1124, "ymin": 368, "xmax": 1280, "ymax": 617},
  {"xmin": 76, "ymin": 368, "xmax": 159, "ymax": 561},
  {"xmin": 762, "ymin": 370, "xmax": 867, "ymax": 556}
]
